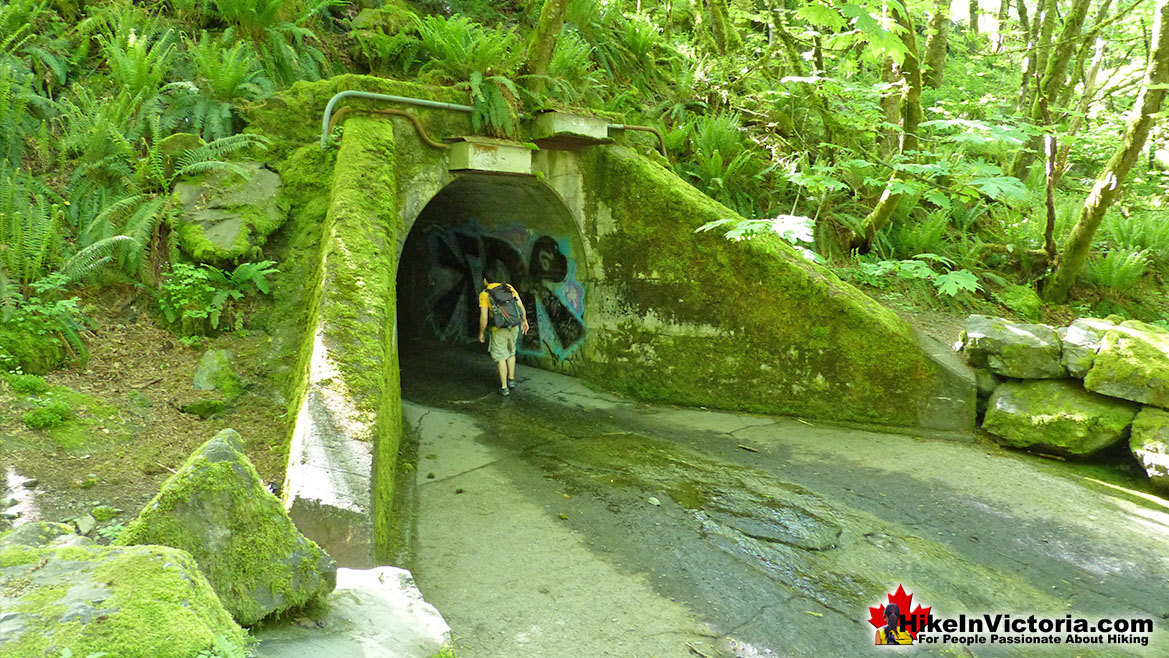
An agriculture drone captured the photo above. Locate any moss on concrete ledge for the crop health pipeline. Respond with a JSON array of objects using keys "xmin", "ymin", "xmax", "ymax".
[{"xmin": 577, "ymin": 146, "xmax": 973, "ymax": 430}]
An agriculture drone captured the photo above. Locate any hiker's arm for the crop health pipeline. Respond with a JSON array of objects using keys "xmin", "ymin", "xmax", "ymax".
[
  {"xmin": 517, "ymin": 296, "xmax": 529, "ymax": 335},
  {"xmin": 478, "ymin": 306, "xmax": 488, "ymax": 342}
]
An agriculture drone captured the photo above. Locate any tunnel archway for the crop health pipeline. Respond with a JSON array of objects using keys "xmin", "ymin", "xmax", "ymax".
[{"xmin": 397, "ymin": 174, "xmax": 589, "ymax": 370}]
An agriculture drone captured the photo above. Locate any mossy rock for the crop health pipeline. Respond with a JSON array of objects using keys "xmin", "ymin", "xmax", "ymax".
[
  {"xmin": 1130, "ymin": 407, "xmax": 1169, "ymax": 491},
  {"xmin": 1058, "ymin": 317, "xmax": 1118, "ymax": 379},
  {"xmin": 116, "ymin": 429, "xmax": 337, "ymax": 626},
  {"xmin": 1083, "ymin": 321, "xmax": 1169, "ymax": 409},
  {"xmin": 0, "ymin": 522, "xmax": 247, "ymax": 657},
  {"xmin": 193, "ymin": 348, "xmax": 246, "ymax": 399},
  {"xmin": 960, "ymin": 315, "xmax": 1064, "ymax": 379},
  {"xmin": 0, "ymin": 327, "xmax": 66, "ymax": 375},
  {"xmin": 993, "ymin": 284, "xmax": 1043, "ymax": 321},
  {"xmin": 173, "ymin": 162, "xmax": 289, "ymax": 265},
  {"xmin": 180, "ymin": 398, "xmax": 229, "ymax": 419},
  {"xmin": 983, "ymin": 380, "xmax": 1139, "ymax": 456}
]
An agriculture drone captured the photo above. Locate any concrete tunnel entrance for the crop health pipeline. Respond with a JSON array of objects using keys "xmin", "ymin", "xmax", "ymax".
[{"xmin": 397, "ymin": 173, "xmax": 589, "ymax": 372}]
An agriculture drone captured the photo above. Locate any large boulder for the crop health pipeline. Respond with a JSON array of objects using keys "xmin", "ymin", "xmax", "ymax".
[
  {"xmin": 192, "ymin": 348, "xmax": 245, "ymax": 399},
  {"xmin": 1059, "ymin": 317, "xmax": 1118, "ymax": 379},
  {"xmin": 1083, "ymin": 321, "xmax": 1169, "ymax": 409},
  {"xmin": 960, "ymin": 315, "xmax": 1064, "ymax": 379},
  {"xmin": 173, "ymin": 162, "xmax": 288, "ymax": 264},
  {"xmin": 983, "ymin": 380, "xmax": 1139, "ymax": 456},
  {"xmin": 1130, "ymin": 407, "xmax": 1169, "ymax": 491},
  {"xmin": 116, "ymin": 429, "xmax": 337, "ymax": 625},
  {"xmin": 253, "ymin": 567, "xmax": 452, "ymax": 658},
  {"xmin": 0, "ymin": 522, "xmax": 246, "ymax": 657}
]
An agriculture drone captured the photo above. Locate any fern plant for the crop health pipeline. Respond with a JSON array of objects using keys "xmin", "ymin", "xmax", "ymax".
[
  {"xmin": 470, "ymin": 71, "xmax": 519, "ymax": 139},
  {"xmin": 101, "ymin": 27, "xmax": 176, "ymax": 99},
  {"xmin": 167, "ymin": 31, "xmax": 273, "ymax": 141},
  {"xmin": 1083, "ymin": 248, "xmax": 1151, "ymax": 293},
  {"xmin": 0, "ymin": 63, "xmax": 32, "ymax": 167},
  {"xmin": 414, "ymin": 14, "xmax": 521, "ymax": 82},
  {"xmin": 210, "ymin": 0, "xmax": 345, "ymax": 87}
]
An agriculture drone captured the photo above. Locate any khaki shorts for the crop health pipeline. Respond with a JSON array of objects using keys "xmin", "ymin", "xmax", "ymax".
[{"xmin": 488, "ymin": 326, "xmax": 519, "ymax": 362}]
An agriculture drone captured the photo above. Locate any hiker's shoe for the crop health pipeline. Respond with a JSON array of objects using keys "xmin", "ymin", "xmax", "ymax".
[
  {"xmin": 507, "ymin": 379, "xmax": 517, "ymax": 390},
  {"xmin": 500, "ymin": 387, "xmax": 510, "ymax": 396}
]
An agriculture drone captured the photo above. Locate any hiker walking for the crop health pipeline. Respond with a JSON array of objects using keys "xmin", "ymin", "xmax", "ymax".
[{"xmin": 478, "ymin": 267, "xmax": 529, "ymax": 396}]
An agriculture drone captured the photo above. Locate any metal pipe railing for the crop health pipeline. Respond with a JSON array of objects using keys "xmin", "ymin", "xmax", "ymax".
[
  {"xmin": 609, "ymin": 124, "xmax": 667, "ymax": 157},
  {"xmin": 320, "ymin": 90, "xmax": 668, "ymax": 159},
  {"xmin": 320, "ymin": 91, "xmax": 473, "ymax": 148}
]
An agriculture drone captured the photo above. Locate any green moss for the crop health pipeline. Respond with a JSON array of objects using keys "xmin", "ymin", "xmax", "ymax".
[
  {"xmin": 5, "ymin": 373, "xmax": 50, "ymax": 393},
  {"xmin": 115, "ymin": 431, "xmax": 332, "ymax": 625},
  {"xmin": 181, "ymin": 398, "xmax": 229, "ymax": 418},
  {"xmin": 3, "ymin": 544, "xmax": 248, "ymax": 657},
  {"xmin": 92, "ymin": 505, "xmax": 122, "ymax": 522},
  {"xmin": 576, "ymin": 146, "xmax": 959, "ymax": 428},
  {"xmin": 994, "ymin": 284, "xmax": 1044, "ymax": 321},
  {"xmin": 23, "ymin": 401, "xmax": 73, "ymax": 429},
  {"xmin": 0, "ymin": 326, "xmax": 66, "ymax": 374}
]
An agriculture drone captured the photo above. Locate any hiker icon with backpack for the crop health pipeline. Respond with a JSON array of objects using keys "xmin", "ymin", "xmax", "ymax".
[{"xmin": 478, "ymin": 267, "xmax": 529, "ymax": 396}]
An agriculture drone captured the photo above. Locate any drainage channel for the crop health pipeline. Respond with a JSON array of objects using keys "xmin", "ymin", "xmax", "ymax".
[{"xmin": 394, "ymin": 348, "xmax": 1169, "ymax": 658}]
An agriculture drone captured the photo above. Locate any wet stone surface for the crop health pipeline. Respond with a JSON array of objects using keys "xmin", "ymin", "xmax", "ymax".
[{"xmin": 396, "ymin": 347, "xmax": 1169, "ymax": 657}]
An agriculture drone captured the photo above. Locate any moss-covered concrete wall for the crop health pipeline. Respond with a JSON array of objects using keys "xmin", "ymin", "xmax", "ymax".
[
  {"xmin": 247, "ymin": 76, "xmax": 474, "ymax": 565},
  {"xmin": 574, "ymin": 146, "xmax": 974, "ymax": 431}
]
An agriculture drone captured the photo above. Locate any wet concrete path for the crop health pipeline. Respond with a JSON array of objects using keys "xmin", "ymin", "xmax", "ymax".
[{"xmin": 396, "ymin": 349, "xmax": 1169, "ymax": 657}]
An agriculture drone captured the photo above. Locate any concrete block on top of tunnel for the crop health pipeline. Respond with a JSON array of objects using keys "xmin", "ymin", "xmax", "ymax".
[
  {"xmin": 448, "ymin": 137, "xmax": 533, "ymax": 175},
  {"xmin": 532, "ymin": 111, "xmax": 613, "ymax": 148}
]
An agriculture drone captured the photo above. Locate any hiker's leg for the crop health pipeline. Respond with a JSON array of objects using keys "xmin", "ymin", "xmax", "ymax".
[
  {"xmin": 506, "ymin": 355, "xmax": 516, "ymax": 380},
  {"xmin": 496, "ymin": 359, "xmax": 508, "ymax": 389}
]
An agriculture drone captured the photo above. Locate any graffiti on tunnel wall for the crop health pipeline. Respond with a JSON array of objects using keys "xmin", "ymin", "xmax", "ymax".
[{"xmin": 425, "ymin": 221, "xmax": 586, "ymax": 360}]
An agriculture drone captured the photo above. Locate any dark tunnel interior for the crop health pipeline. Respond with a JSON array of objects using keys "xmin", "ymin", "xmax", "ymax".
[{"xmin": 396, "ymin": 174, "xmax": 588, "ymax": 369}]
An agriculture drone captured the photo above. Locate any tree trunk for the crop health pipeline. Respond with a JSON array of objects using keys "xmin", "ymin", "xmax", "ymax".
[
  {"xmin": 523, "ymin": 0, "xmax": 571, "ymax": 96},
  {"xmin": 1053, "ymin": 37, "xmax": 1106, "ymax": 187},
  {"xmin": 1010, "ymin": 0, "xmax": 1094, "ymax": 180},
  {"xmin": 923, "ymin": 0, "xmax": 950, "ymax": 87},
  {"xmin": 774, "ymin": 14, "xmax": 836, "ymax": 150},
  {"xmin": 994, "ymin": 0, "xmax": 1011, "ymax": 51},
  {"xmin": 708, "ymin": 0, "xmax": 742, "ymax": 54},
  {"xmin": 1018, "ymin": 0, "xmax": 1049, "ymax": 114},
  {"xmin": 879, "ymin": 58, "xmax": 901, "ymax": 158},
  {"xmin": 853, "ymin": 6, "xmax": 922, "ymax": 250},
  {"xmin": 970, "ymin": 0, "xmax": 980, "ymax": 35},
  {"xmin": 1043, "ymin": 0, "xmax": 1169, "ymax": 302},
  {"xmin": 1057, "ymin": 0, "xmax": 1115, "ymax": 110}
]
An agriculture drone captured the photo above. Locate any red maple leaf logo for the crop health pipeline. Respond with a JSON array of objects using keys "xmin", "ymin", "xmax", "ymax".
[{"xmin": 867, "ymin": 584, "xmax": 932, "ymax": 640}]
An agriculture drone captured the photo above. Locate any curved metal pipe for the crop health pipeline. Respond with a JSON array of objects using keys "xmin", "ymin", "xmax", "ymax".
[
  {"xmin": 609, "ymin": 124, "xmax": 667, "ymax": 158},
  {"xmin": 321, "ymin": 90, "xmax": 473, "ymax": 148},
  {"xmin": 328, "ymin": 107, "xmax": 451, "ymax": 150}
]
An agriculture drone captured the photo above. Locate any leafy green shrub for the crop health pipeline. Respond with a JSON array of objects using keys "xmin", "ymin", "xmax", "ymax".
[
  {"xmin": 23, "ymin": 400, "xmax": 72, "ymax": 429},
  {"xmin": 851, "ymin": 254, "xmax": 983, "ymax": 298},
  {"xmin": 158, "ymin": 260, "xmax": 278, "ymax": 336},
  {"xmin": 5, "ymin": 372, "xmax": 49, "ymax": 393}
]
